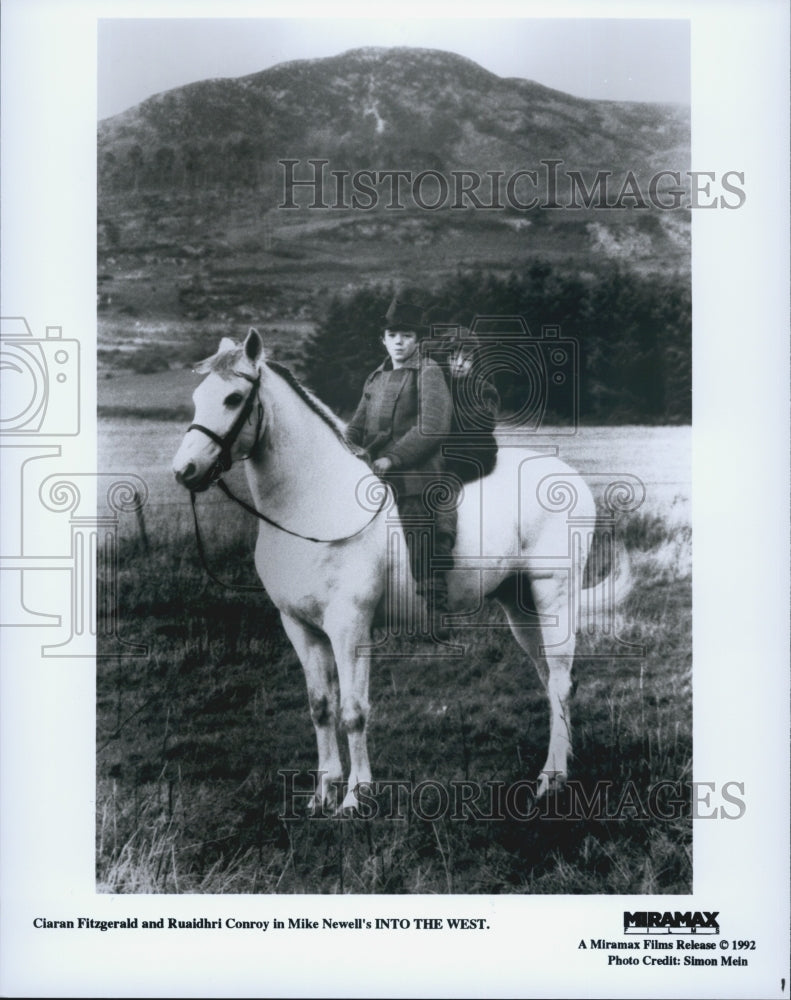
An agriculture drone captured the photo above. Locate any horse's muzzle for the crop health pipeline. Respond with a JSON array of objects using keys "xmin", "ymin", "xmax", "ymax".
[{"xmin": 174, "ymin": 458, "xmax": 223, "ymax": 493}]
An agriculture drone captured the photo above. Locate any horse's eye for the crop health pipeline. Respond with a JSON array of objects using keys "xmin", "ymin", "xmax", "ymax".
[{"xmin": 224, "ymin": 392, "xmax": 244, "ymax": 408}]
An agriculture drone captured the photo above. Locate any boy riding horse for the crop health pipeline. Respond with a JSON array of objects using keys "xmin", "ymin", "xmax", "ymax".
[{"xmin": 346, "ymin": 294, "xmax": 457, "ymax": 640}]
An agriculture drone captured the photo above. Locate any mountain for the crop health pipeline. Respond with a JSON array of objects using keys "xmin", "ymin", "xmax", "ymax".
[
  {"xmin": 97, "ymin": 47, "xmax": 690, "ymax": 361},
  {"xmin": 100, "ymin": 46, "xmax": 688, "ymax": 192}
]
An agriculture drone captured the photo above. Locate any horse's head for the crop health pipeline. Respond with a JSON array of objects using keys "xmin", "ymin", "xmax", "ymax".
[{"xmin": 173, "ymin": 328, "xmax": 266, "ymax": 493}]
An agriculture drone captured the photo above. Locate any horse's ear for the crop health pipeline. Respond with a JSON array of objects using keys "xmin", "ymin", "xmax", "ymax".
[{"xmin": 244, "ymin": 327, "xmax": 265, "ymax": 366}]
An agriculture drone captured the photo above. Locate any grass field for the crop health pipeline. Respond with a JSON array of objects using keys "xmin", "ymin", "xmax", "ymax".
[{"xmin": 96, "ymin": 381, "xmax": 691, "ymax": 895}]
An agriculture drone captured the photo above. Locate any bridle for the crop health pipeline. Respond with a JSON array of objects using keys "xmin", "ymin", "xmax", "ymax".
[
  {"xmin": 186, "ymin": 367, "xmax": 389, "ymax": 589},
  {"xmin": 187, "ymin": 369, "xmax": 263, "ymax": 481}
]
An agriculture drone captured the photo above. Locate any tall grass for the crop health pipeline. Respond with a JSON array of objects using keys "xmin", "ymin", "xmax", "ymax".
[{"xmin": 97, "ymin": 486, "xmax": 692, "ymax": 894}]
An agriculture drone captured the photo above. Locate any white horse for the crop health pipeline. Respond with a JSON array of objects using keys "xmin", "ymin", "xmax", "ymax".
[{"xmin": 172, "ymin": 329, "xmax": 629, "ymax": 813}]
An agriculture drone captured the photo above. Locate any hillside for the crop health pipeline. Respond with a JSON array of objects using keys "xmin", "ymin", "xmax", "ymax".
[
  {"xmin": 97, "ymin": 47, "xmax": 690, "ymax": 376},
  {"xmin": 99, "ymin": 47, "xmax": 689, "ymax": 183}
]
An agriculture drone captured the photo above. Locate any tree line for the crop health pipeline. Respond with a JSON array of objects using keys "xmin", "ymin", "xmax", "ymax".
[
  {"xmin": 100, "ymin": 140, "xmax": 265, "ymax": 194},
  {"xmin": 301, "ymin": 263, "xmax": 691, "ymax": 425}
]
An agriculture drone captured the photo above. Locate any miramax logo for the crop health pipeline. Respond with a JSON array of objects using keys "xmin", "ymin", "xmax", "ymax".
[{"xmin": 624, "ymin": 911, "xmax": 720, "ymax": 935}]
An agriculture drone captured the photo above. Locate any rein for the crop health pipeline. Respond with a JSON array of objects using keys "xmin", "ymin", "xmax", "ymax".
[
  {"xmin": 190, "ymin": 491, "xmax": 264, "ymax": 593},
  {"xmin": 190, "ymin": 482, "xmax": 387, "ymax": 592},
  {"xmin": 187, "ymin": 365, "xmax": 388, "ymax": 589},
  {"xmin": 210, "ymin": 477, "xmax": 386, "ymax": 543}
]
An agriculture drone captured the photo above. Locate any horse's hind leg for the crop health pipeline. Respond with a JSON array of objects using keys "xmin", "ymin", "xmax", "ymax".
[
  {"xmin": 280, "ymin": 613, "xmax": 343, "ymax": 813},
  {"xmin": 497, "ymin": 571, "xmax": 576, "ymax": 798}
]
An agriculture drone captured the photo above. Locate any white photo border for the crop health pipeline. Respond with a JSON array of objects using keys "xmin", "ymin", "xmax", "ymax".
[{"xmin": 1, "ymin": 1, "xmax": 788, "ymax": 997}]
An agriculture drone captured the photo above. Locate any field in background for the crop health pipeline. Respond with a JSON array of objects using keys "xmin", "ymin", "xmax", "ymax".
[{"xmin": 97, "ymin": 403, "xmax": 691, "ymax": 894}]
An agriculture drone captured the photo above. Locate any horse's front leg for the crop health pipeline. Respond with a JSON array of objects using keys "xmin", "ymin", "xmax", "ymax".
[
  {"xmin": 325, "ymin": 609, "xmax": 373, "ymax": 813},
  {"xmin": 280, "ymin": 613, "xmax": 343, "ymax": 813}
]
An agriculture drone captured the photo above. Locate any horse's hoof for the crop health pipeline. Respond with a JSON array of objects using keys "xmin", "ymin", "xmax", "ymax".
[
  {"xmin": 537, "ymin": 770, "xmax": 567, "ymax": 799},
  {"xmin": 306, "ymin": 796, "xmax": 325, "ymax": 818},
  {"xmin": 307, "ymin": 785, "xmax": 341, "ymax": 817},
  {"xmin": 336, "ymin": 781, "xmax": 373, "ymax": 816},
  {"xmin": 337, "ymin": 792, "xmax": 360, "ymax": 816}
]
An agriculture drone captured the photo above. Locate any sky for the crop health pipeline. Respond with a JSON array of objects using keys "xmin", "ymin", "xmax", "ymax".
[{"xmin": 98, "ymin": 17, "xmax": 690, "ymax": 119}]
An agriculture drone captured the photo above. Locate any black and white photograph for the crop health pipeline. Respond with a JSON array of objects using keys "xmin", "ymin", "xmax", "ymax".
[
  {"xmin": 1, "ymin": 1, "xmax": 789, "ymax": 997},
  {"xmin": 96, "ymin": 14, "xmax": 696, "ymax": 897}
]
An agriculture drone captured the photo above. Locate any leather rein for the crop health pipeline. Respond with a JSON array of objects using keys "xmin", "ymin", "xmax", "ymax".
[{"xmin": 187, "ymin": 368, "xmax": 386, "ymax": 589}]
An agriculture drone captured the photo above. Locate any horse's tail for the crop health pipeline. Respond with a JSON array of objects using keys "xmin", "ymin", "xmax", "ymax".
[{"xmin": 576, "ymin": 539, "xmax": 633, "ymax": 632}]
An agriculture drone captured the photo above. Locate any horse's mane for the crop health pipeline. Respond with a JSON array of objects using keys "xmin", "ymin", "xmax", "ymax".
[
  {"xmin": 194, "ymin": 344, "xmax": 244, "ymax": 377},
  {"xmin": 195, "ymin": 342, "xmax": 353, "ymax": 452},
  {"xmin": 267, "ymin": 361, "xmax": 353, "ymax": 451}
]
